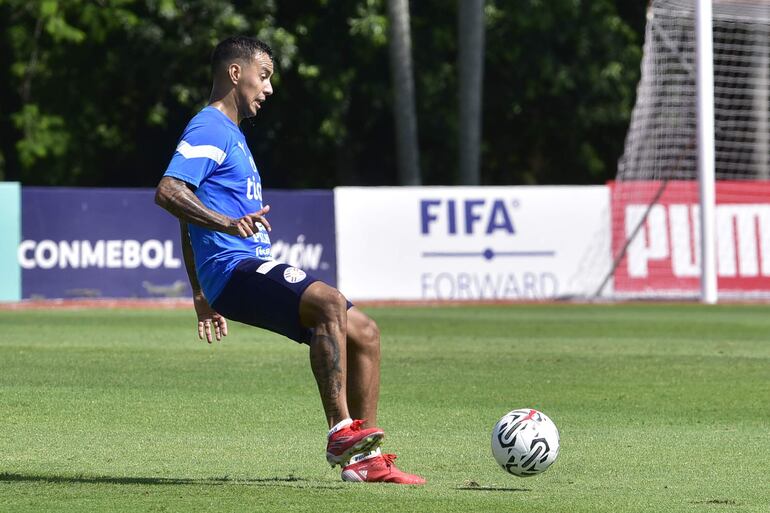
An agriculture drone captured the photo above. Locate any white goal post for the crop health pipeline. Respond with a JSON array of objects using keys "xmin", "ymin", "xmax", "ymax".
[
  {"xmin": 696, "ymin": 0, "xmax": 717, "ymax": 303},
  {"xmin": 600, "ymin": 0, "xmax": 770, "ymax": 301}
]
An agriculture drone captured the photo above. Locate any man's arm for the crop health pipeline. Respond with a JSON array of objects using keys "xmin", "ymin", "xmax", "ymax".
[
  {"xmin": 179, "ymin": 218, "xmax": 228, "ymax": 343},
  {"xmin": 155, "ymin": 175, "xmax": 270, "ymax": 342},
  {"xmin": 155, "ymin": 176, "xmax": 271, "ymax": 237},
  {"xmin": 179, "ymin": 219, "xmax": 202, "ymax": 294}
]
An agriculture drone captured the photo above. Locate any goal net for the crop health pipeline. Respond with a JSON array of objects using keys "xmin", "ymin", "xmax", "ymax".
[{"xmin": 601, "ymin": 0, "xmax": 770, "ymax": 299}]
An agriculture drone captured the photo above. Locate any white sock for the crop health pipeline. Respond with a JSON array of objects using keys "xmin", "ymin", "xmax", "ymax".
[
  {"xmin": 348, "ymin": 447, "xmax": 381, "ymax": 465},
  {"xmin": 328, "ymin": 418, "xmax": 353, "ymax": 438}
]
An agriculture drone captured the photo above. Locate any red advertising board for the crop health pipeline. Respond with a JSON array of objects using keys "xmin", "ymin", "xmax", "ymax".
[{"xmin": 610, "ymin": 181, "xmax": 770, "ymax": 295}]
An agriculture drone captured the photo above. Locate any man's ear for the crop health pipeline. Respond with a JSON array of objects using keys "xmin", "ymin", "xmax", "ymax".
[{"xmin": 228, "ymin": 63, "xmax": 241, "ymax": 85}]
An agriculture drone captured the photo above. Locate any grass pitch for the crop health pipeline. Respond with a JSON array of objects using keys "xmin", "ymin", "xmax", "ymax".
[{"xmin": 0, "ymin": 304, "xmax": 768, "ymax": 513}]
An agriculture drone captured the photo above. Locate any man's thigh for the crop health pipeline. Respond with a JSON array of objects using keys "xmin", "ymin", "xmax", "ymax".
[{"xmin": 212, "ymin": 258, "xmax": 318, "ymax": 344}]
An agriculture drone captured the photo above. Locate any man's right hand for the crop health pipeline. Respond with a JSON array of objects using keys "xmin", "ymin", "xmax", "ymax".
[
  {"xmin": 193, "ymin": 291, "xmax": 228, "ymax": 343},
  {"xmin": 226, "ymin": 205, "xmax": 272, "ymax": 238}
]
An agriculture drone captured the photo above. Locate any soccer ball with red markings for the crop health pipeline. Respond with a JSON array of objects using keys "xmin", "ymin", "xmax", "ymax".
[{"xmin": 491, "ymin": 408, "xmax": 560, "ymax": 477}]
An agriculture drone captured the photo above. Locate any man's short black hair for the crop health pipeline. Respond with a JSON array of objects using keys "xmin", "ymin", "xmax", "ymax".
[{"xmin": 211, "ymin": 36, "xmax": 273, "ymax": 76}]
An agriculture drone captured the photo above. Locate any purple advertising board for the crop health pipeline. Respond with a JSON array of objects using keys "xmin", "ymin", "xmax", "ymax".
[
  {"xmin": 262, "ymin": 189, "xmax": 337, "ymax": 286},
  {"xmin": 20, "ymin": 187, "xmax": 337, "ymax": 299}
]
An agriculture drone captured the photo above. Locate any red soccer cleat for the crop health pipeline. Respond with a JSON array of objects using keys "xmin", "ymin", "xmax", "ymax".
[
  {"xmin": 326, "ymin": 419, "xmax": 385, "ymax": 467},
  {"xmin": 341, "ymin": 452, "xmax": 426, "ymax": 485}
]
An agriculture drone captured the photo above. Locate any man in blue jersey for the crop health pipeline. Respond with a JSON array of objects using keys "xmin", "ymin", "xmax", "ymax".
[{"xmin": 155, "ymin": 36, "xmax": 424, "ymax": 485}]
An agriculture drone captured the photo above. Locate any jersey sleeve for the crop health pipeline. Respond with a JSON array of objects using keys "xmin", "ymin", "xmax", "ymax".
[{"xmin": 163, "ymin": 121, "xmax": 230, "ymax": 188}]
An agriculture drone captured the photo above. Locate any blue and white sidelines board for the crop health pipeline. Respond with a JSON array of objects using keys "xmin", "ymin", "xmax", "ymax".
[{"xmin": 0, "ymin": 182, "xmax": 21, "ymax": 301}]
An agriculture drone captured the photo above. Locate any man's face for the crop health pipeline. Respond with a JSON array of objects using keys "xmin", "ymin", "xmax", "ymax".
[{"xmin": 235, "ymin": 51, "xmax": 274, "ymax": 119}]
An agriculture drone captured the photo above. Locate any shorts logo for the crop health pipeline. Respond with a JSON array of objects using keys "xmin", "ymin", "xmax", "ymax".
[{"xmin": 283, "ymin": 267, "xmax": 307, "ymax": 283}]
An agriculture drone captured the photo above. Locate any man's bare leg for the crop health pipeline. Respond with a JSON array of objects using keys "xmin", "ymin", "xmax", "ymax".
[
  {"xmin": 345, "ymin": 307, "xmax": 381, "ymax": 428},
  {"xmin": 339, "ymin": 313, "xmax": 426, "ymax": 485},
  {"xmin": 299, "ymin": 282, "xmax": 350, "ymax": 428}
]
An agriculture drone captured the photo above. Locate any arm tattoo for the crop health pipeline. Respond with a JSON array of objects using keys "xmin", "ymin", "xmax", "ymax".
[{"xmin": 155, "ymin": 176, "xmax": 232, "ymax": 232}]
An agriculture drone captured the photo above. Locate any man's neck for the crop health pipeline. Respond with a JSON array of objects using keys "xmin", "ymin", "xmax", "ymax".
[{"xmin": 208, "ymin": 94, "xmax": 240, "ymax": 125}]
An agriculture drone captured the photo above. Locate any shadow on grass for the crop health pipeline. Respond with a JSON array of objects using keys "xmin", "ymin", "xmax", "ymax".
[
  {"xmin": 456, "ymin": 481, "xmax": 531, "ymax": 492},
  {"xmin": 0, "ymin": 472, "xmax": 345, "ymax": 490}
]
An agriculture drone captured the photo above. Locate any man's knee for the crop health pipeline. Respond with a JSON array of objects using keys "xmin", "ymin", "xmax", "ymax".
[
  {"xmin": 361, "ymin": 316, "xmax": 380, "ymax": 346},
  {"xmin": 350, "ymin": 311, "xmax": 381, "ymax": 355},
  {"xmin": 301, "ymin": 282, "xmax": 348, "ymax": 328}
]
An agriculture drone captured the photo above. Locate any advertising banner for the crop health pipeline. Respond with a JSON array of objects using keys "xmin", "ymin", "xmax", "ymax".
[
  {"xmin": 20, "ymin": 187, "xmax": 189, "ymax": 299},
  {"xmin": 0, "ymin": 182, "xmax": 21, "ymax": 301},
  {"xmin": 611, "ymin": 180, "xmax": 770, "ymax": 295},
  {"xmin": 20, "ymin": 188, "xmax": 336, "ymax": 299},
  {"xmin": 265, "ymin": 189, "xmax": 337, "ymax": 287},
  {"xmin": 335, "ymin": 186, "xmax": 611, "ymax": 301}
]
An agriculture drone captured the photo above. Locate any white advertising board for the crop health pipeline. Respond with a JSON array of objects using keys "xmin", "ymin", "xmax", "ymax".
[{"xmin": 335, "ymin": 186, "xmax": 610, "ymax": 301}]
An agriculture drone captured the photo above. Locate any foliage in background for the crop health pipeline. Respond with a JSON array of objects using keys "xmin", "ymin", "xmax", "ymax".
[
  {"xmin": 0, "ymin": 0, "xmax": 645, "ymax": 187},
  {"xmin": 483, "ymin": 1, "xmax": 644, "ymax": 184}
]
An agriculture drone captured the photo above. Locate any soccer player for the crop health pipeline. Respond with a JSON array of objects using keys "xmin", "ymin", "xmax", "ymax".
[{"xmin": 154, "ymin": 36, "xmax": 425, "ymax": 485}]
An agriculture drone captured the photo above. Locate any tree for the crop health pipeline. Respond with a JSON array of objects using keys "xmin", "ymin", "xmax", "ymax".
[
  {"xmin": 481, "ymin": 0, "xmax": 643, "ymax": 185},
  {"xmin": 386, "ymin": 0, "xmax": 421, "ymax": 185},
  {"xmin": 0, "ymin": 0, "xmax": 284, "ymax": 186},
  {"xmin": 0, "ymin": 0, "xmax": 647, "ymax": 188},
  {"xmin": 457, "ymin": 0, "xmax": 485, "ymax": 185}
]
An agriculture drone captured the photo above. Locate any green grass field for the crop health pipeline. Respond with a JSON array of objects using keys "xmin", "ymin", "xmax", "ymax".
[{"xmin": 1, "ymin": 304, "xmax": 768, "ymax": 513}]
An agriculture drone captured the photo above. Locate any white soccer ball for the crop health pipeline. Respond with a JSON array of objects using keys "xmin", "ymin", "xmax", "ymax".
[{"xmin": 491, "ymin": 408, "xmax": 560, "ymax": 477}]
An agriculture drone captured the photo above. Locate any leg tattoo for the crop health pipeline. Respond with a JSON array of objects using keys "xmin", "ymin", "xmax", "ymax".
[{"xmin": 310, "ymin": 332, "xmax": 346, "ymax": 420}]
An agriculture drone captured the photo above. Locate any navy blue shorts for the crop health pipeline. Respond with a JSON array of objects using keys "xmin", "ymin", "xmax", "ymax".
[{"xmin": 211, "ymin": 258, "xmax": 319, "ymax": 344}]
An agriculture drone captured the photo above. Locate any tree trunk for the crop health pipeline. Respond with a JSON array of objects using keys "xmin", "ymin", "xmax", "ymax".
[
  {"xmin": 387, "ymin": 0, "xmax": 421, "ymax": 185},
  {"xmin": 458, "ymin": 0, "xmax": 486, "ymax": 185}
]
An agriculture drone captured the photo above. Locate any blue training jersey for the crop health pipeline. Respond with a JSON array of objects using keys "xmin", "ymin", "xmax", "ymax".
[{"xmin": 164, "ymin": 106, "xmax": 271, "ymax": 302}]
